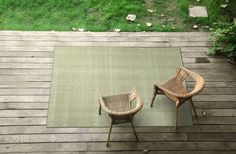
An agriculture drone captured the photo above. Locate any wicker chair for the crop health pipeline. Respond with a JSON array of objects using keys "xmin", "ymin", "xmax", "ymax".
[
  {"xmin": 99, "ymin": 87, "xmax": 143, "ymax": 146},
  {"xmin": 150, "ymin": 67, "xmax": 205, "ymax": 128}
]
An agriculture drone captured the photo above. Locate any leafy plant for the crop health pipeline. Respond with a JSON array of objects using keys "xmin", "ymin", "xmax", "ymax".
[{"xmin": 208, "ymin": 22, "xmax": 236, "ymax": 61}]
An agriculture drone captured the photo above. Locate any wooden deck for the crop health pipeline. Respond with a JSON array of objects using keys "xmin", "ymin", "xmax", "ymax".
[{"xmin": 0, "ymin": 31, "xmax": 236, "ymax": 153}]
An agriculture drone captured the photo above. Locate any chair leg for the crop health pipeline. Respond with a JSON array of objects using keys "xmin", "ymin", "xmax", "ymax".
[
  {"xmin": 150, "ymin": 94, "xmax": 156, "ymax": 107},
  {"xmin": 98, "ymin": 104, "xmax": 101, "ymax": 115},
  {"xmin": 150, "ymin": 86, "xmax": 157, "ymax": 107},
  {"xmin": 175, "ymin": 107, "xmax": 179, "ymax": 130},
  {"xmin": 106, "ymin": 121, "xmax": 113, "ymax": 146},
  {"xmin": 190, "ymin": 98, "xmax": 198, "ymax": 117},
  {"xmin": 131, "ymin": 120, "xmax": 139, "ymax": 141}
]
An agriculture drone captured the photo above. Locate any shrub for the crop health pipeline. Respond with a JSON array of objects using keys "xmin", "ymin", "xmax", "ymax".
[{"xmin": 208, "ymin": 22, "xmax": 236, "ymax": 61}]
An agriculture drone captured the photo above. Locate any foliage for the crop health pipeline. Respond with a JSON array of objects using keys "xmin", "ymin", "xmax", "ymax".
[
  {"xmin": 208, "ymin": 22, "xmax": 236, "ymax": 60},
  {"xmin": 223, "ymin": 0, "xmax": 236, "ymax": 19}
]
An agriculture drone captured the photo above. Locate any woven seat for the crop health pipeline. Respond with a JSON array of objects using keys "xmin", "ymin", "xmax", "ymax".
[
  {"xmin": 99, "ymin": 87, "xmax": 143, "ymax": 146},
  {"xmin": 150, "ymin": 67, "xmax": 205, "ymax": 128}
]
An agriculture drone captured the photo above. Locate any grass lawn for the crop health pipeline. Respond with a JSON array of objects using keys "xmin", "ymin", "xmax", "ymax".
[{"xmin": 0, "ymin": 0, "xmax": 233, "ymax": 32}]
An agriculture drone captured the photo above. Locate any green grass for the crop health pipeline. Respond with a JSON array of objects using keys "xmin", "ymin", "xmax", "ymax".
[
  {"xmin": 178, "ymin": 0, "xmax": 234, "ymax": 30},
  {"xmin": 0, "ymin": 0, "xmax": 232, "ymax": 31}
]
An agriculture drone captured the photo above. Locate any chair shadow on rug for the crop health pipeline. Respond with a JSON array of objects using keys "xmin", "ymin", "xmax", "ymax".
[
  {"xmin": 99, "ymin": 87, "xmax": 143, "ymax": 146},
  {"xmin": 150, "ymin": 66, "xmax": 205, "ymax": 129}
]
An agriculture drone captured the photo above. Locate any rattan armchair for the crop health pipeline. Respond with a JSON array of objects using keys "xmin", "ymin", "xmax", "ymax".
[
  {"xmin": 99, "ymin": 87, "xmax": 143, "ymax": 146},
  {"xmin": 150, "ymin": 67, "xmax": 205, "ymax": 128}
]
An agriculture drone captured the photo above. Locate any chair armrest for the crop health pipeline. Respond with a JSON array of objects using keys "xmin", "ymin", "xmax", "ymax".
[
  {"xmin": 155, "ymin": 84, "xmax": 191, "ymax": 98},
  {"xmin": 183, "ymin": 67, "xmax": 205, "ymax": 96}
]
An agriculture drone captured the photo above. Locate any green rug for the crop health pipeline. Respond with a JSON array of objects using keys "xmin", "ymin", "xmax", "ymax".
[{"xmin": 47, "ymin": 47, "xmax": 193, "ymax": 127}]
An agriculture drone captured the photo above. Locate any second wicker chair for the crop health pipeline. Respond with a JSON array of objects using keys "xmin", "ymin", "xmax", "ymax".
[
  {"xmin": 99, "ymin": 87, "xmax": 143, "ymax": 146},
  {"xmin": 150, "ymin": 66, "xmax": 205, "ymax": 129}
]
